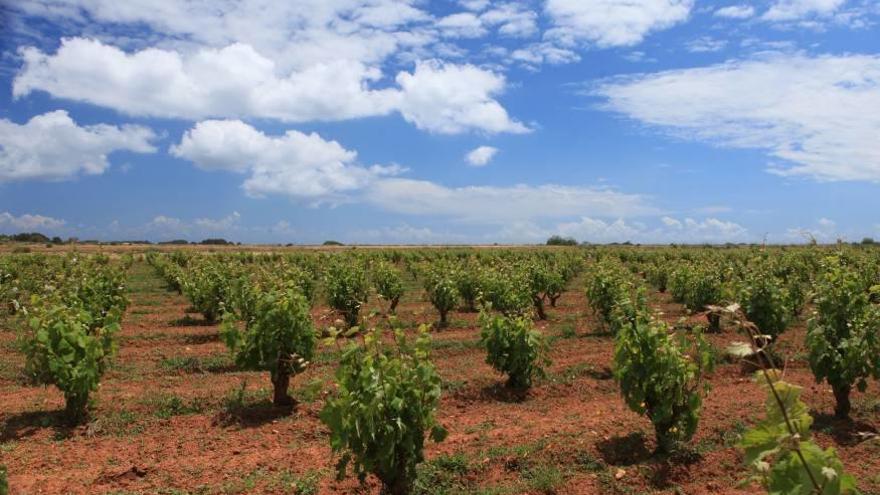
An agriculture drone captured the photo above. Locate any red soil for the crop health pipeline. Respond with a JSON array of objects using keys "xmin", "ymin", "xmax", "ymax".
[{"xmin": 1, "ymin": 263, "xmax": 878, "ymax": 494}]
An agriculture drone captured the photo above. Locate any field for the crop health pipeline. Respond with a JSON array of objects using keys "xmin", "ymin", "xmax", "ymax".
[{"xmin": 1, "ymin": 245, "xmax": 879, "ymax": 495}]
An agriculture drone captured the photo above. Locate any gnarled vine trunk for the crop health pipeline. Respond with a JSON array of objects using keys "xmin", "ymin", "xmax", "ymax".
[
  {"xmin": 271, "ymin": 356, "xmax": 295, "ymax": 407},
  {"xmin": 832, "ymin": 383, "xmax": 851, "ymax": 419}
]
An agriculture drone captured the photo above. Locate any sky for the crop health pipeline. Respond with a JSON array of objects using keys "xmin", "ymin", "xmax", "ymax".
[{"xmin": 0, "ymin": 0, "xmax": 878, "ymax": 245}]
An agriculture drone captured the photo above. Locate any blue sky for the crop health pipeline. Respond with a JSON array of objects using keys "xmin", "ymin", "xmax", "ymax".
[{"xmin": 0, "ymin": 0, "xmax": 878, "ymax": 244}]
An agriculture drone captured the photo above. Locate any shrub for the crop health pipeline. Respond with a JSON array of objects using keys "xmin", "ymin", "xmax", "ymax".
[
  {"xmin": 454, "ymin": 267, "xmax": 482, "ymax": 312},
  {"xmin": 740, "ymin": 374, "xmax": 857, "ymax": 494},
  {"xmin": 325, "ymin": 261, "xmax": 370, "ymax": 328},
  {"xmin": 221, "ymin": 286, "xmax": 316, "ymax": 406},
  {"xmin": 669, "ymin": 264, "xmax": 725, "ymax": 330},
  {"xmin": 613, "ymin": 314, "xmax": 713, "ymax": 453},
  {"xmin": 0, "ymin": 465, "xmax": 7, "ymax": 495},
  {"xmin": 479, "ymin": 311, "xmax": 550, "ymax": 390},
  {"xmin": 321, "ymin": 326, "xmax": 447, "ymax": 495},
  {"xmin": 585, "ymin": 261, "xmax": 645, "ymax": 332},
  {"xmin": 738, "ymin": 268, "xmax": 791, "ymax": 341},
  {"xmin": 806, "ymin": 256, "xmax": 880, "ymax": 418},
  {"xmin": 524, "ymin": 262, "xmax": 564, "ymax": 319},
  {"xmin": 23, "ymin": 301, "xmax": 120, "ymax": 422},
  {"xmin": 373, "ymin": 262, "xmax": 404, "ymax": 313},
  {"xmin": 182, "ymin": 264, "xmax": 228, "ymax": 323},
  {"xmin": 424, "ymin": 269, "xmax": 459, "ymax": 327},
  {"xmin": 480, "ymin": 269, "xmax": 532, "ymax": 316},
  {"xmin": 646, "ymin": 263, "xmax": 669, "ymax": 293}
]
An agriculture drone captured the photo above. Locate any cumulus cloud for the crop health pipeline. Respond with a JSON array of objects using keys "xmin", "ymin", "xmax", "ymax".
[
  {"xmin": 0, "ymin": 110, "xmax": 155, "ymax": 181},
  {"xmin": 14, "ymin": 39, "xmax": 526, "ymax": 134},
  {"xmin": 394, "ymin": 60, "xmax": 529, "ymax": 134},
  {"xmin": 762, "ymin": 0, "xmax": 846, "ymax": 21},
  {"xmin": 480, "ymin": 4, "xmax": 539, "ymax": 38},
  {"xmin": 544, "ymin": 0, "xmax": 694, "ymax": 48},
  {"xmin": 556, "ymin": 216, "xmax": 748, "ymax": 243},
  {"xmin": 365, "ymin": 179, "xmax": 658, "ymax": 223},
  {"xmin": 171, "ymin": 120, "xmax": 402, "ymax": 201},
  {"xmin": 465, "ymin": 146, "xmax": 499, "ymax": 166},
  {"xmin": 510, "ymin": 43, "xmax": 581, "ymax": 67},
  {"xmin": 350, "ymin": 224, "xmax": 466, "ymax": 244},
  {"xmin": 684, "ymin": 36, "xmax": 727, "ymax": 53},
  {"xmin": 0, "ymin": 212, "xmax": 66, "ymax": 231},
  {"xmin": 194, "ymin": 211, "xmax": 241, "ymax": 231},
  {"xmin": 785, "ymin": 217, "xmax": 840, "ymax": 243},
  {"xmin": 714, "ymin": 5, "xmax": 756, "ymax": 19},
  {"xmin": 142, "ymin": 212, "xmax": 253, "ymax": 239},
  {"xmin": 593, "ymin": 53, "xmax": 880, "ymax": 182},
  {"xmin": 436, "ymin": 12, "xmax": 487, "ymax": 38},
  {"xmin": 9, "ymin": 0, "xmax": 432, "ymax": 71}
]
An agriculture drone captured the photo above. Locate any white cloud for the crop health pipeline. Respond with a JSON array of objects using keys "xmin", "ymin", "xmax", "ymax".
[
  {"xmin": 15, "ymin": 39, "xmax": 526, "ymax": 135},
  {"xmin": 714, "ymin": 5, "xmax": 756, "ymax": 19},
  {"xmin": 142, "ymin": 212, "xmax": 248, "ymax": 239},
  {"xmin": 510, "ymin": 42, "xmax": 581, "ymax": 67},
  {"xmin": 556, "ymin": 217, "xmax": 643, "ymax": 242},
  {"xmin": 10, "ymin": 0, "xmax": 433, "ymax": 71},
  {"xmin": 171, "ymin": 120, "xmax": 401, "ymax": 201},
  {"xmin": 593, "ymin": 53, "xmax": 880, "ymax": 182},
  {"xmin": 557, "ymin": 216, "xmax": 748, "ymax": 243},
  {"xmin": 365, "ymin": 179, "xmax": 658, "ymax": 223},
  {"xmin": 394, "ymin": 60, "xmax": 529, "ymax": 134},
  {"xmin": 762, "ymin": 0, "xmax": 846, "ymax": 21},
  {"xmin": 818, "ymin": 217, "xmax": 836, "ymax": 229},
  {"xmin": 785, "ymin": 217, "xmax": 840, "ymax": 243},
  {"xmin": 544, "ymin": 0, "xmax": 694, "ymax": 48},
  {"xmin": 465, "ymin": 146, "xmax": 499, "ymax": 166},
  {"xmin": 146, "ymin": 215, "xmax": 187, "ymax": 234},
  {"xmin": 0, "ymin": 212, "xmax": 66, "ymax": 232},
  {"xmin": 661, "ymin": 216, "xmax": 683, "ymax": 228},
  {"xmin": 459, "ymin": 0, "xmax": 490, "ymax": 12},
  {"xmin": 436, "ymin": 12, "xmax": 487, "ymax": 38},
  {"xmin": 350, "ymin": 224, "xmax": 465, "ymax": 244},
  {"xmin": 665, "ymin": 217, "xmax": 749, "ymax": 240},
  {"xmin": 684, "ymin": 36, "xmax": 727, "ymax": 53},
  {"xmin": 194, "ymin": 211, "xmax": 241, "ymax": 231},
  {"xmin": 14, "ymin": 39, "xmax": 396, "ymax": 123},
  {"xmin": 481, "ymin": 4, "xmax": 539, "ymax": 38},
  {"xmin": 0, "ymin": 110, "xmax": 155, "ymax": 181}
]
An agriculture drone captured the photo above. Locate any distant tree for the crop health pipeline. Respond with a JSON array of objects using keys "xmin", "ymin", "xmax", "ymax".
[
  {"xmin": 51, "ymin": 236, "xmax": 63, "ymax": 244},
  {"xmin": 546, "ymin": 235, "xmax": 577, "ymax": 246},
  {"xmin": 200, "ymin": 238, "xmax": 232, "ymax": 245},
  {"xmin": 323, "ymin": 240, "xmax": 344, "ymax": 246},
  {"xmin": 861, "ymin": 237, "xmax": 875, "ymax": 245},
  {"xmin": 11, "ymin": 232, "xmax": 50, "ymax": 243}
]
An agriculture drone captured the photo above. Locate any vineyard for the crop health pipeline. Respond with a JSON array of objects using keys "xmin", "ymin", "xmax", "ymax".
[{"xmin": 1, "ymin": 245, "xmax": 879, "ymax": 494}]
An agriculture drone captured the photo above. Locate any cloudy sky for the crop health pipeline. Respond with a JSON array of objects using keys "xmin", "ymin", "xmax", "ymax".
[{"xmin": 0, "ymin": 0, "xmax": 878, "ymax": 244}]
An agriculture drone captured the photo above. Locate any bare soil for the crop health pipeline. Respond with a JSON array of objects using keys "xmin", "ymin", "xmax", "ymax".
[{"xmin": 1, "ymin": 262, "xmax": 878, "ymax": 494}]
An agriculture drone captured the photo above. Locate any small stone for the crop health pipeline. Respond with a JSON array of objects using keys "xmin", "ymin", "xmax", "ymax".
[{"xmin": 614, "ymin": 468, "xmax": 626, "ymax": 480}]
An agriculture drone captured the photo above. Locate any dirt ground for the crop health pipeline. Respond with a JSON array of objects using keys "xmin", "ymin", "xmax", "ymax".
[{"xmin": 1, "ymin": 261, "xmax": 878, "ymax": 494}]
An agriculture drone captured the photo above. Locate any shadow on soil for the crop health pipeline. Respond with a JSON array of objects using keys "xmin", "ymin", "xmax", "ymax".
[
  {"xmin": 585, "ymin": 366, "xmax": 614, "ymax": 380},
  {"xmin": 1, "ymin": 410, "xmax": 76, "ymax": 442},
  {"xmin": 596, "ymin": 432, "xmax": 652, "ymax": 466},
  {"xmin": 169, "ymin": 315, "xmax": 216, "ymax": 327},
  {"xmin": 811, "ymin": 412, "xmax": 878, "ymax": 447},
  {"xmin": 596, "ymin": 432, "xmax": 703, "ymax": 489},
  {"xmin": 478, "ymin": 383, "xmax": 529, "ymax": 403},
  {"xmin": 179, "ymin": 332, "xmax": 220, "ymax": 345},
  {"xmin": 212, "ymin": 401, "xmax": 296, "ymax": 428}
]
